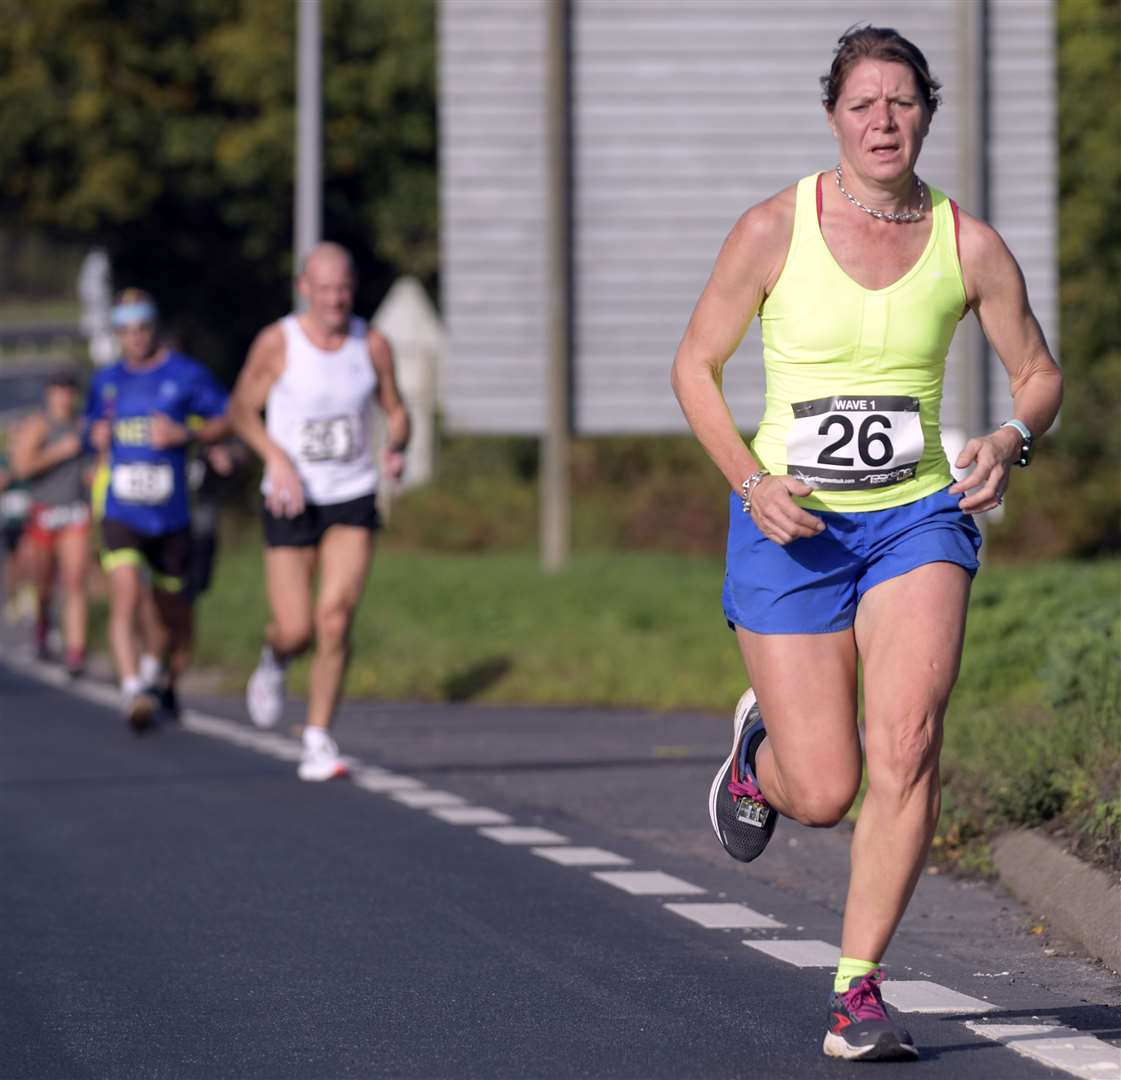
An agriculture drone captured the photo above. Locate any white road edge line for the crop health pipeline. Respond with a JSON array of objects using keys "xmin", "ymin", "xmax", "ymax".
[
  {"xmin": 665, "ymin": 902, "xmax": 784, "ymax": 930},
  {"xmin": 882, "ymin": 981, "xmax": 995, "ymax": 1015},
  {"xmin": 593, "ymin": 871, "xmax": 705, "ymax": 896},
  {"xmin": 532, "ymin": 847, "xmax": 632, "ymax": 867},
  {"xmin": 744, "ymin": 938, "xmax": 839, "ymax": 968},
  {"xmin": 390, "ymin": 790, "xmax": 467, "ymax": 808},
  {"xmin": 430, "ymin": 806, "xmax": 513, "ymax": 826},
  {"xmin": 478, "ymin": 826, "xmax": 568, "ymax": 845},
  {"xmin": 965, "ymin": 1021, "xmax": 1121, "ymax": 1080}
]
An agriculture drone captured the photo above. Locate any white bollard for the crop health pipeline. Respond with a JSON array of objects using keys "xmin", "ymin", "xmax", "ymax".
[
  {"xmin": 78, "ymin": 248, "xmax": 115, "ymax": 367},
  {"xmin": 371, "ymin": 276, "xmax": 444, "ymax": 493}
]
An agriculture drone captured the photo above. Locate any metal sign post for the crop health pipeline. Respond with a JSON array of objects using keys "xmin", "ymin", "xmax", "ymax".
[
  {"xmin": 294, "ymin": 0, "xmax": 322, "ymax": 308},
  {"xmin": 541, "ymin": 0, "xmax": 572, "ymax": 572}
]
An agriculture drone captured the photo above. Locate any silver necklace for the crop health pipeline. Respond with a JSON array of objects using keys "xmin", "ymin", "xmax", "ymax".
[{"xmin": 834, "ymin": 164, "xmax": 925, "ymax": 223}]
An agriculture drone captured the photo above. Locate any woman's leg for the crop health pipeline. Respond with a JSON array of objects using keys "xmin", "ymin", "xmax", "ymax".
[
  {"xmin": 27, "ymin": 538, "xmax": 54, "ymax": 655},
  {"xmin": 736, "ymin": 626, "xmax": 863, "ymax": 826},
  {"xmin": 842, "ymin": 561, "xmax": 971, "ymax": 961},
  {"xmin": 56, "ymin": 526, "xmax": 90, "ymax": 657}
]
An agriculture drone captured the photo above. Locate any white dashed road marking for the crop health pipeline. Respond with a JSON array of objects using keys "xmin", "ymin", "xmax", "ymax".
[
  {"xmin": 533, "ymin": 847, "xmax": 632, "ymax": 867},
  {"xmin": 882, "ymin": 980, "xmax": 995, "ymax": 1014},
  {"xmin": 744, "ymin": 938, "xmax": 840, "ymax": 968},
  {"xmin": 430, "ymin": 806, "xmax": 513, "ymax": 826},
  {"xmin": 965, "ymin": 1022, "xmax": 1121, "ymax": 1080},
  {"xmin": 6, "ymin": 649, "xmax": 1117, "ymax": 1080},
  {"xmin": 390, "ymin": 789, "xmax": 467, "ymax": 808},
  {"xmin": 593, "ymin": 871, "xmax": 705, "ymax": 896},
  {"xmin": 664, "ymin": 902, "xmax": 784, "ymax": 930},
  {"xmin": 478, "ymin": 825, "xmax": 568, "ymax": 845},
  {"xmin": 351, "ymin": 770, "xmax": 425, "ymax": 793}
]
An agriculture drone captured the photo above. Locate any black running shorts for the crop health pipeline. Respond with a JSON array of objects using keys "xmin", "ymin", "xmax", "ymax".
[
  {"xmin": 101, "ymin": 517, "xmax": 193, "ymax": 593},
  {"xmin": 262, "ymin": 493, "xmax": 381, "ymax": 548}
]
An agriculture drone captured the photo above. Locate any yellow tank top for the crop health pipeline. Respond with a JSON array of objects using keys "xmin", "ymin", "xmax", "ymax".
[{"xmin": 751, "ymin": 173, "xmax": 966, "ymax": 512}]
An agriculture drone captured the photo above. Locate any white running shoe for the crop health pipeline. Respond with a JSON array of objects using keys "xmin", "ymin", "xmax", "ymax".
[
  {"xmin": 138, "ymin": 652, "xmax": 163, "ymax": 690},
  {"xmin": 247, "ymin": 649, "xmax": 286, "ymax": 729},
  {"xmin": 298, "ymin": 728, "xmax": 349, "ymax": 783}
]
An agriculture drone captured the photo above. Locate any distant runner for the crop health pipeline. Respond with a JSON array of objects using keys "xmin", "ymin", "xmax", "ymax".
[
  {"xmin": 10, "ymin": 370, "xmax": 91, "ymax": 674},
  {"xmin": 0, "ymin": 442, "xmax": 34, "ymax": 622},
  {"xmin": 229, "ymin": 242, "xmax": 408, "ymax": 781},
  {"xmin": 85, "ymin": 288, "xmax": 229, "ymax": 729}
]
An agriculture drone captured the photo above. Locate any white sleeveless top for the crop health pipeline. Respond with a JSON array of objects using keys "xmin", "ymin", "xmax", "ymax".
[{"xmin": 263, "ymin": 315, "xmax": 378, "ymax": 505}]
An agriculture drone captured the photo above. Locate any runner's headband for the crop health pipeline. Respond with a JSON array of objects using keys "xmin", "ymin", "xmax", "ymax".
[{"xmin": 111, "ymin": 301, "xmax": 158, "ymax": 328}]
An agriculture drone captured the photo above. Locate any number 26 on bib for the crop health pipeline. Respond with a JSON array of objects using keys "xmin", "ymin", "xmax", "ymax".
[{"xmin": 786, "ymin": 395, "xmax": 924, "ymax": 491}]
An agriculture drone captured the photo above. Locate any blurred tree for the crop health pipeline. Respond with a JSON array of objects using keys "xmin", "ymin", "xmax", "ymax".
[
  {"xmin": 0, "ymin": 0, "xmax": 436, "ymax": 381},
  {"xmin": 990, "ymin": 0, "xmax": 1120, "ymax": 557}
]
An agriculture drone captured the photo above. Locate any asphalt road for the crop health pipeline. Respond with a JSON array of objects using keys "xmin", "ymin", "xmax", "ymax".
[{"xmin": 2, "ymin": 660, "xmax": 1119, "ymax": 1079}]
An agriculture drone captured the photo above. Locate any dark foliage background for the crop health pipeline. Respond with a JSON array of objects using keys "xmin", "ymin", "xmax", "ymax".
[{"xmin": 0, "ymin": 0, "xmax": 436, "ymax": 381}]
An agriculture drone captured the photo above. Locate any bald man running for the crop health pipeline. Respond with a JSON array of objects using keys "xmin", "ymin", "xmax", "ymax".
[{"xmin": 229, "ymin": 243, "xmax": 409, "ymax": 781}]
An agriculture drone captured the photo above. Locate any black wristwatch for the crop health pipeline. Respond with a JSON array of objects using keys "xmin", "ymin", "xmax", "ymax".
[{"xmin": 1000, "ymin": 419, "xmax": 1033, "ymax": 467}]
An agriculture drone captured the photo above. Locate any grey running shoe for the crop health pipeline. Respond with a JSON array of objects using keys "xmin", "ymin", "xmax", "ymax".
[
  {"xmin": 823, "ymin": 968, "xmax": 918, "ymax": 1061},
  {"xmin": 708, "ymin": 688, "xmax": 777, "ymax": 862}
]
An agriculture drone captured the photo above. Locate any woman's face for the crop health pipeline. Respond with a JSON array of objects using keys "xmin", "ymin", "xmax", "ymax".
[{"xmin": 828, "ymin": 58, "xmax": 930, "ymax": 182}]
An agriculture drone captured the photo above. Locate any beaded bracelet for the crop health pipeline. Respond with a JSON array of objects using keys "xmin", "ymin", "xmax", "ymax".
[{"xmin": 740, "ymin": 469, "xmax": 771, "ymax": 514}]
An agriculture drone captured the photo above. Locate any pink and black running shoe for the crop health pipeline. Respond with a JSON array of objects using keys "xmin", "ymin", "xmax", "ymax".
[
  {"xmin": 823, "ymin": 968, "xmax": 918, "ymax": 1061},
  {"xmin": 708, "ymin": 688, "xmax": 777, "ymax": 862}
]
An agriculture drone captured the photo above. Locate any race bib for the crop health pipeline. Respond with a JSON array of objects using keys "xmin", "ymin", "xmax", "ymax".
[
  {"xmin": 786, "ymin": 395, "xmax": 924, "ymax": 491},
  {"xmin": 298, "ymin": 416, "xmax": 359, "ymax": 463},
  {"xmin": 111, "ymin": 463, "xmax": 174, "ymax": 505},
  {"xmin": 36, "ymin": 502, "xmax": 90, "ymax": 531}
]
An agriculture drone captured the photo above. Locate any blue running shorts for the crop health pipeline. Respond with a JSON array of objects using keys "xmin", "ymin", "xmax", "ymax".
[{"xmin": 723, "ymin": 486, "xmax": 982, "ymax": 635}]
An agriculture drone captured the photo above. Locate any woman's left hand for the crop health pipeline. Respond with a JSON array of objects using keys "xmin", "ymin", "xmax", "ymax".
[{"xmin": 949, "ymin": 426, "xmax": 1022, "ymax": 512}]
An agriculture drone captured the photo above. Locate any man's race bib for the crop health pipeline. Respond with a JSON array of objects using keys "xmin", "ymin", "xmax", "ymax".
[
  {"xmin": 297, "ymin": 416, "xmax": 359, "ymax": 463},
  {"xmin": 786, "ymin": 395, "xmax": 924, "ymax": 491},
  {"xmin": 111, "ymin": 463, "xmax": 174, "ymax": 505}
]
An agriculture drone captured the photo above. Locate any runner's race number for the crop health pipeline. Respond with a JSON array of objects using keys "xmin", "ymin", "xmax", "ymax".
[
  {"xmin": 36, "ymin": 502, "xmax": 90, "ymax": 531},
  {"xmin": 786, "ymin": 395, "xmax": 923, "ymax": 491},
  {"xmin": 298, "ymin": 416, "xmax": 359, "ymax": 463},
  {"xmin": 111, "ymin": 463, "xmax": 174, "ymax": 505}
]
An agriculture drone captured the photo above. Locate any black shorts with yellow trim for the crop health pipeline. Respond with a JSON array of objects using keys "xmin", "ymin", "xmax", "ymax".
[{"xmin": 100, "ymin": 517, "xmax": 192, "ymax": 594}]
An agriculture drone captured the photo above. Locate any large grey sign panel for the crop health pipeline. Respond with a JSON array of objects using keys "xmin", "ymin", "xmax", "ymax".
[{"xmin": 438, "ymin": 0, "xmax": 1055, "ymax": 436}]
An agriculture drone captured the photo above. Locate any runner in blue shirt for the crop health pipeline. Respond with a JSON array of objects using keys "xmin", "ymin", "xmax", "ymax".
[{"xmin": 85, "ymin": 288, "xmax": 229, "ymax": 729}]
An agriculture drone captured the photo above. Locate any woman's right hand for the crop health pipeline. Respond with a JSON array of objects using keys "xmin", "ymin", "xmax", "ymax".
[
  {"xmin": 748, "ymin": 474, "xmax": 825, "ymax": 545},
  {"xmin": 264, "ymin": 453, "xmax": 305, "ymax": 518}
]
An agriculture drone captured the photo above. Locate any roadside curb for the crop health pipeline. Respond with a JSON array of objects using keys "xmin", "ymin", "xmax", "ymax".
[{"xmin": 992, "ymin": 828, "xmax": 1121, "ymax": 976}]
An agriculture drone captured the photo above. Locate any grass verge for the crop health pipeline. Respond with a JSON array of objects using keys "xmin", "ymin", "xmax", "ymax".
[{"xmin": 188, "ymin": 537, "xmax": 1120, "ymax": 874}]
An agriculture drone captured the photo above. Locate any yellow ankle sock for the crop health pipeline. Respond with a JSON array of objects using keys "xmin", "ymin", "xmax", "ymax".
[{"xmin": 834, "ymin": 957, "xmax": 879, "ymax": 994}]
